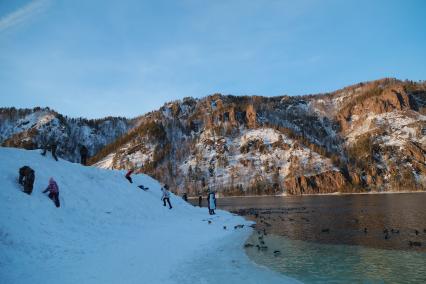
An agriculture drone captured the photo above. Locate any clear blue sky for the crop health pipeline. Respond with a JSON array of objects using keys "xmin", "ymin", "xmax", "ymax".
[{"xmin": 1, "ymin": 0, "xmax": 425, "ymax": 118}]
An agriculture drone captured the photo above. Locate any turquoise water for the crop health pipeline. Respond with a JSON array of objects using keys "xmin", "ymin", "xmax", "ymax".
[
  {"xmin": 245, "ymin": 234, "xmax": 426, "ymax": 283},
  {"xmin": 204, "ymin": 193, "xmax": 426, "ymax": 283}
]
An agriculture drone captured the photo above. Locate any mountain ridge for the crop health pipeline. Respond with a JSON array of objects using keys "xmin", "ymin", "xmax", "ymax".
[{"xmin": 2, "ymin": 78, "xmax": 425, "ymax": 195}]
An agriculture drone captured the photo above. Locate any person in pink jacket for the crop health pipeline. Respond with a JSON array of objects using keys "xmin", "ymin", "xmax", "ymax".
[{"xmin": 43, "ymin": 177, "xmax": 60, "ymax": 208}]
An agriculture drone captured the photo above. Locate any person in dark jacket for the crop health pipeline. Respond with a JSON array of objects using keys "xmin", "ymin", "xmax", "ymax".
[
  {"xmin": 198, "ymin": 195, "xmax": 202, "ymax": 207},
  {"xmin": 161, "ymin": 184, "xmax": 172, "ymax": 209},
  {"xmin": 125, "ymin": 169, "xmax": 134, "ymax": 183},
  {"xmin": 41, "ymin": 141, "xmax": 58, "ymax": 161},
  {"xmin": 18, "ymin": 166, "xmax": 35, "ymax": 195},
  {"xmin": 207, "ymin": 190, "xmax": 216, "ymax": 215},
  {"xmin": 80, "ymin": 145, "xmax": 89, "ymax": 165},
  {"xmin": 43, "ymin": 177, "xmax": 60, "ymax": 207}
]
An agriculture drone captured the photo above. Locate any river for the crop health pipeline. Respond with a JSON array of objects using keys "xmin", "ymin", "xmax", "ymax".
[{"xmin": 191, "ymin": 192, "xmax": 426, "ymax": 283}]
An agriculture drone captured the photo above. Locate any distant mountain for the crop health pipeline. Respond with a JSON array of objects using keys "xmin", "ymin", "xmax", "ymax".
[
  {"xmin": 2, "ymin": 78, "xmax": 425, "ymax": 195},
  {"xmin": 0, "ymin": 107, "xmax": 136, "ymax": 162}
]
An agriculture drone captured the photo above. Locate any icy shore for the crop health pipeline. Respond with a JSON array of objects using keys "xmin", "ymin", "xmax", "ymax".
[{"xmin": 0, "ymin": 148, "xmax": 296, "ymax": 283}]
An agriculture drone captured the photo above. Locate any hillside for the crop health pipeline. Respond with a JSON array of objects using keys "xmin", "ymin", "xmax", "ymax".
[
  {"xmin": 0, "ymin": 107, "xmax": 135, "ymax": 162},
  {"xmin": 2, "ymin": 78, "xmax": 426, "ymax": 196},
  {"xmin": 91, "ymin": 78, "xmax": 426, "ymax": 195},
  {"xmin": 0, "ymin": 147, "xmax": 295, "ymax": 283}
]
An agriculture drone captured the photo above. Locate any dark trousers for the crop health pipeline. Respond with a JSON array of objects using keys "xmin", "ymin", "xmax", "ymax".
[
  {"xmin": 48, "ymin": 192, "xmax": 60, "ymax": 208},
  {"xmin": 81, "ymin": 155, "xmax": 87, "ymax": 165},
  {"xmin": 23, "ymin": 184, "xmax": 33, "ymax": 195},
  {"xmin": 163, "ymin": 198, "xmax": 172, "ymax": 209},
  {"xmin": 42, "ymin": 147, "xmax": 58, "ymax": 161},
  {"xmin": 126, "ymin": 176, "xmax": 133, "ymax": 183}
]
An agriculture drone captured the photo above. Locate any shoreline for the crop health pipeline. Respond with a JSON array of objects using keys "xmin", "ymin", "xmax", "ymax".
[
  {"xmin": 171, "ymin": 220, "xmax": 300, "ymax": 284},
  {"xmin": 187, "ymin": 190, "xmax": 426, "ymax": 199}
]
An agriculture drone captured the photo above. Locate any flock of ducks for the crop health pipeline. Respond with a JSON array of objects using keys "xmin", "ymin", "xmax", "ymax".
[{"xmin": 235, "ymin": 208, "xmax": 426, "ymax": 254}]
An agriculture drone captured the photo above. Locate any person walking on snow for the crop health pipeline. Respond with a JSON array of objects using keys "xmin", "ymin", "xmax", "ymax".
[
  {"xmin": 41, "ymin": 139, "xmax": 58, "ymax": 161},
  {"xmin": 161, "ymin": 184, "xmax": 172, "ymax": 209},
  {"xmin": 79, "ymin": 145, "xmax": 89, "ymax": 165},
  {"xmin": 207, "ymin": 190, "xmax": 216, "ymax": 215},
  {"xmin": 125, "ymin": 169, "xmax": 134, "ymax": 183},
  {"xmin": 43, "ymin": 177, "xmax": 60, "ymax": 208}
]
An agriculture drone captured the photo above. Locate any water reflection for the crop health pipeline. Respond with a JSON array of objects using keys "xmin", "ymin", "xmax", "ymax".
[
  {"xmin": 189, "ymin": 193, "xmax": 426, "ymax": 282},
  {"xmin": 198, "ymin": 193, "xmax": 426, "ymax": 252}
]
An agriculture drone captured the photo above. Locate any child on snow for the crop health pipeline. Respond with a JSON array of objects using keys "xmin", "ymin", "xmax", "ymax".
[
  {"xmin": 43, "ymin": 177, "xmax": 60, "ymax": 208},
  {"xmin": 161, "ymin": 184, "xmax": 172, "ymax": 209},
  {"xmin": 207, "ymin": 190, "xmax": 216, "ymax": 215}
]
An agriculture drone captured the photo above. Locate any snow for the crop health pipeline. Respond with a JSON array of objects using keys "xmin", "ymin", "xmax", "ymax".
[
  {"xmin": 180, "ymin": 127, "xmax": 336, "ymax": 192},
  {"xmin": 0, "ymin": 108, "xmax": 133, "ymax": 162},
  {"xmin": 345, "ymin": 110, "xmax": 426, "ymax": 147},
  {"xmin": 0, "ymin": 110, "xmax": 56, "ymax": 142},
  {"xmin": 0, "ymin": 147, "xmax": 297, "ymax": 284}
]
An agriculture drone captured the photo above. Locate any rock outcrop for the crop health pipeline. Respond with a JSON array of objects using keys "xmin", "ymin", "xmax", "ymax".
[{"xmin": 284, "ymin": 171, "xmax": 347, "ymax": 195}]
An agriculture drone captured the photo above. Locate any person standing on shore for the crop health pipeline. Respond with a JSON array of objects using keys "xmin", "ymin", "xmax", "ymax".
[
  {"xmin": 198, "ymin": 195, "xmax": 202, "ymax": 207},
  {"xmin": 207, "ymin": 190, "xmax": 216, "ymax": 215}
]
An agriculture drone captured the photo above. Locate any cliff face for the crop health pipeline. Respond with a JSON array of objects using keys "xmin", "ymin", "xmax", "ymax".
[
  {"xmin": 87, "ymin": 79, "xmax": 426, "ymax": 195},
  {"xmin": 284, "ymin": 171, "xmax": 347, "ymax": 195},
  {"xmin": 2, "ymin": 79, "xmax": 426, "ymax": 195}
]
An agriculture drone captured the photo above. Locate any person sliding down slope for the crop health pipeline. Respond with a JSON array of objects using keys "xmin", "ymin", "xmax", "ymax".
[
  {"xmin": 43, "ymin": 177, "xmax": 60, "ymax": 208},
  {"xmin": 125, "ymin": 169, "xmax": 134, "ymax": 183},
  {"xmin": 161, "ymin": 184, "xmax": 172, "ymax": 209}
]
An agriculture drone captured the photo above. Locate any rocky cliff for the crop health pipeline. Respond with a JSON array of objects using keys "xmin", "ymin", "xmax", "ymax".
[{"xmin": 2, "ymin": 78, "xmax": 425, "ymax": 195}]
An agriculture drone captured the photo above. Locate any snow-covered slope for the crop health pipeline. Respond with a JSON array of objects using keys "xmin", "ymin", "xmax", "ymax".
[{"xmin": 0, "ymin": 147, "xmax": 296, "ymax": 284}]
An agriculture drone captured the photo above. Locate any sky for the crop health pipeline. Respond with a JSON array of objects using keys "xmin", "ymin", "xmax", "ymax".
[{"xmin": 0, "ymin": 0, "xmax": 425, "ymax": 118}]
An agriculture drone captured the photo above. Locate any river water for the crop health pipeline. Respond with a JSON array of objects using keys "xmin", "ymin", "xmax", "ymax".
[{"xmin": 191, "ymin": 193, "xmax": 426, "ymax": 283}]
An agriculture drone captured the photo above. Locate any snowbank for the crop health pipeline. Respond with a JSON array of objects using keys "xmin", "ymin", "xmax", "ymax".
[{"xmin": 0, "ymin": 147, "xmax": 296, "ymax": 283}]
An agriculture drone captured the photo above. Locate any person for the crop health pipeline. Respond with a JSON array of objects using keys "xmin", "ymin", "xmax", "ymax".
[
  {"xmin": 18, "ymin": 166, "xmax": 35, "ymax": 195},
  {"xmin": 182, "ymin": 193, "xmax": 188, "ymax": 202},
  {"xmin": 137, "ymin": 185, "xmax": 149, "ymax": 190},
  {"xmin": 198, "ymin": 195, "xmax": 202, "ymax": 207},
  {"xmin": 125, "ymin": 169, "xmax": 134, "ymax": 183},
  {"xmin": 43, "ymin": 177, "xmax": 60, "ymax": 207},
  {"xmin": 80, "ymin": 145, "xmax": 89, "ymax": 165},
  {"xmin": 41, "ymin": 140, "xmax": 58, "ymax": 161},
  {"xmin": 207, "ymin": 190, "xmax": 216, "ymax": 215},
  {"xmin": 161, "ymin": 184, "xmax": 172, "ymax": 209}
]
